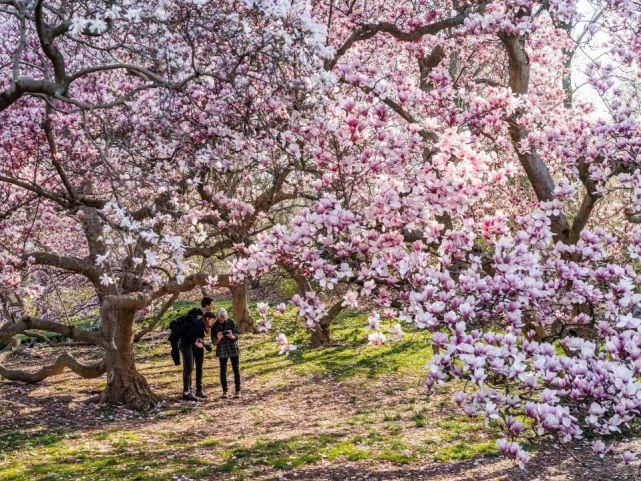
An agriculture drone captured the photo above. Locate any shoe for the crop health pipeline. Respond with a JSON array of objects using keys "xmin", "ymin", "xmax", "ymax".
[
  {"xmin": 195, "ymin": 388, "xmax": 208, "ymax": 399},
  {"xmin": 234, "ymin": 390, "xmax": 241, "ymax": 398},
  {"xmin": 221, "ymin": 392, "xmax": 228, "ymax": 399},
  {"xmin": 182, "ymin": 392, "xmax": 198, "ymax": 402}
]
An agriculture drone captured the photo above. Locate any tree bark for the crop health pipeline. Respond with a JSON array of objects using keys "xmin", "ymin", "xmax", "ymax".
[
  {"xmin": 501, "ymin": 33, "xmax": 571, "ymax": 242},
  {"xmin": 310, "ymin": 321, "xmax": 332, "ymax": 347},
  {"xmin": 230, "ymin": 283, "xmax": 255, "ymax": 333},
  {"xmin": 310, "ymin": 301, "xmax": 344, "ymax": 348},
  {"xmin": 279, "ymin": 264, "xmax": 343, "ymax": 347},
  {"xmin": 99, "ymin": 306, "xmax": 158, "ymax": 410}
]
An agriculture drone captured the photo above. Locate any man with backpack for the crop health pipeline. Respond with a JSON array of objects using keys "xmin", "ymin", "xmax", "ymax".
[{"xmin": 170, "ymin": 297, "xmax": 214, "ymax": 401}]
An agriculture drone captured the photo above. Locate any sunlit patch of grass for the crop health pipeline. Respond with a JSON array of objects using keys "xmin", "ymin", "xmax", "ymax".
[
  {"xmin": 107, "ymin": 431, "xmax": 142, "ymax": 449},
  {"xmin": 379, "ymin": 449, "xmax": 417, "ymax": 464},
  {"xmin": 325, "ymin": 441, "xmax": 369, "ymax": 461},
  {"xmin": 432, "ymin": 440, "xmax": 498, "ymax": 462},
  {"xmin": 436, "ymin": 416, "xmax": 487, "ymax": 441},
  {"xmin": 278, "ymin": 310, "xmax": 434, "ymax": 381},
  {"xmin": 194, "ymin": 437, "xmax": 220, "ymax": 449},
  {"xmin": 216, "ymin": 432, "xmax": 427, "ymax": 472},
  {"xmin": 414, "ymin": 414, "xmax": 502, "ymax": 462}
]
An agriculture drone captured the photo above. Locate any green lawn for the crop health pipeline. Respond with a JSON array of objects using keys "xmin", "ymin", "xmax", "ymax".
[{"xmin": 0, "ymin": 304, "xmax": 501, "ymax": 481}]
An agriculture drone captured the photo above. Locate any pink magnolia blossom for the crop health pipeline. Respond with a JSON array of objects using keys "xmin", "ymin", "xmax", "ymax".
[{"xmin": 368, "ymin": 331, "xmax": 386, "ymax": 346}]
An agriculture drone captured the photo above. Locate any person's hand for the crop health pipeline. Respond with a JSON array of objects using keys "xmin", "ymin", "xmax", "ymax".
[
  {"xmin": 195, "ymin": 339, "xmax": 204, "ymax": 349},
  {"xmin": 226, "ymin": 332, "xmax": 235, "ymax": 340},
  {"xmin": 216, "ymin": 332, "xmax": 223, "ymax": 340}
]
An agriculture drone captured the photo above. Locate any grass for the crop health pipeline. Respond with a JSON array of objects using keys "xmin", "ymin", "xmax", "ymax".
[
  {"xmin": 0, "ymin": 304, "xmax": 501, "ymax": 481},
  {"xmin": 432, "ymin": 440, "xmax": 498, "ymax": 462},
  {"xmin": 411, "ymin": 410, "xmax": 428, "ymax": 428},
  {"xmin": 0, "ymin": 432, "xmax": 64, "ymax": 458}
]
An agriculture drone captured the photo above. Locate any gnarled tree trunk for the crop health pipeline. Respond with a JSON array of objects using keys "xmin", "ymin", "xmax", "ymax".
[
  {"xmin": 99, "ymin": 306, "xmax": 157, "ymax": 410},
  {"xmin": 231, "ymin": 283, "xmax": 255, "ymax": 333}
]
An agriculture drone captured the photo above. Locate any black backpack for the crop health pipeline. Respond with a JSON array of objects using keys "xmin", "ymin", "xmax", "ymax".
[
  {"xmin": 169, "ymin": 314, "xmax": 191, "ymax": 336},
  {"xmin": 168, "ymin": 313, "xmax": 194, "ymax": 366}
]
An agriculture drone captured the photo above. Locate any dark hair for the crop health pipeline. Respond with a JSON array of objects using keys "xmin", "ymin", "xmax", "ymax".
[
  {"xmin": 203, "ymin": 312, "xmax": 215, "ymax": 332},
  {"xmin": 201, "ymin": 297, "xmax": 213, "ymax": 308}
]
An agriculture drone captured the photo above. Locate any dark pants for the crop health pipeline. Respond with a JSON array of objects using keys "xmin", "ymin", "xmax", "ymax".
[
  {"xmin": 219, "ymin": 356, "xmax": 240, "ymax": 393},
  {"xmin": 179, "ymin": 342, "xmax": 204, "ymax": 393}
]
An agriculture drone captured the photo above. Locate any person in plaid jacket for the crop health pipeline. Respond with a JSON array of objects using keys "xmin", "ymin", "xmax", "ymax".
[{"xmin": 211, "ymin": 307, "xmax": 241, "ymax": 398}]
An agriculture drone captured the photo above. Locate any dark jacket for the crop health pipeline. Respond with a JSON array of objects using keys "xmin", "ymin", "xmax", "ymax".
[
  {"xmin": 179, "ymin": 308, "xmax": 205, "ymax": 345},
  {"xmin": 211, "ymin": 318, "xmax": 240, "ymax": 358},
  {"xmin": 169, "ymin": 308, "xmax": 204, "ymax": 365}
]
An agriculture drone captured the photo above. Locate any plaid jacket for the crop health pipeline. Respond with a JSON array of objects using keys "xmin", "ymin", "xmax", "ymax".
[{"xmin": 211, "ymin": 319, "xmax": 240, "ymax": 358}]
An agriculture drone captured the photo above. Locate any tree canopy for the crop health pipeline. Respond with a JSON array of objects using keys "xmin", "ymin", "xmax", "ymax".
[{"xmin": 2, "ymin": 0, "xmax": 641, "ymax": 467}]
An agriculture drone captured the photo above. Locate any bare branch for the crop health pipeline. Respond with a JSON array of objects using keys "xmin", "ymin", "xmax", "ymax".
[
  {"xmin": 0, "ymin": 75, "xmax": 59, "ymax": 112},
  {"xmin": 69, "ymin": 63, "xmax": 196, "ymax": 87},
  {"xmin": 28, "ymin": 251, "xmax": 101, "ymax": 284},
  {"xmin": 0, "ymin": 174, "xmax": 70, "ymax": 207},
  {"xmin": 43, "ymin": 105, "xmax": 77, "ymax": 200},
  {"xmin": 133, "ymin": 293, "xmax": 179, "ymax": 342},
  {"xmin": 344, "ymin": 80, "xmax": 437, "ymax": 142},
  {"xmin": 150, "ymin": 273, "xmax": 230, "ymax": 301},
  {"xmin": 0, "ymin": 339, "xmax": 106, "ymax": 383},
  {"xmin": 103, "ymin": 273, "xmax": 231, "ymax": 310},
  {"xmin": 184, "ymin": 240, "xmax": 234, "ymax": 259},
  {"xmin": 0, "ymin": 316, "xmax": 105, "ymax": 346},
  {"xmin": 418, "ymin": 45, "xmax": 446, "ymax": 90},
  {"xmin": 0, "ymin": 337, "xmax": 19, "ymax": 363},
  {"xmin": 35, "ymin": 0, "xmax": 67, "ymax": 85},
  {"xmin": 568, "ymin": 161, "xmax": 602, "ymax": 243}
]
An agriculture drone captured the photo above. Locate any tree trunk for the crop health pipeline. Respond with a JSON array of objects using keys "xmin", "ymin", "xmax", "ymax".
[
  {"xmin": 99, "ymin": 306, "xmax": 157, "ymax": 410},
  {"xmin": 280, "ymin": 264, "xmax": 343, "ymax": 348},
  {"xmin": 310, "ymin": 321, "xmax": 331, "ymax": 347},
  {"xmin": 310, "ymin": 301, "xmax": 344, "ymax": 348},
  {"xmin": 231, "ymin": 283, "xmax": 255, "ymax": 333}
]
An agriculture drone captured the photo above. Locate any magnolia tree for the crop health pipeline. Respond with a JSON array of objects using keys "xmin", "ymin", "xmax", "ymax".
[
  {"xmin": 235, "ymin": 0, "xmax": 641, "ymax": 466},
  {"xmin": 0, "ymin": 0, "xmax": 327, "ymax": 408}
]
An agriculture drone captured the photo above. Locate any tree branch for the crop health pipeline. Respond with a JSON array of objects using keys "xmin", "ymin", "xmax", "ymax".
[
  {"xmin": 0, "ymin": 338, "xmax": 106, "ymax": 383},
  {"xmin": 43, "ymin": 105, "xmax": 77, "ymax": 200},
  {"xmin": 184, "ymin": 240, "xmax": 234, "ymax": 259},
  {"xmin": 0, "ymin": 76, "xmax": 59, "ymax": 112},
  {"xmin": 0, "ymin": 316, "xmax": 105, "ymax": 346},
  {"xmin": 103, "ymin": 273, "xmax": 231, "ymax": 310},
  {"xmin": 0, "ymin": 174, "xmax": 69, "ymax": 207},
  {"xmin": 35, "ymin": 0, "xmax": 67, "ymax": 85},
  {"xmin": 418, "ymin": 45, "xmax": 446, "ymax": 90},
  {"xmin": 345, "ymin": 80, "xmax": 437, "ymax": 142},
  {"xmin": 501, "ymin": 33, "xmax": 571, "ymax": 240},
  {"xmin": 326, "ymin": 9, "xmax": 476, "ymax": 70},
  {"xmin": 27, "ymin": 251, "xmax": 101, "ymax": 284},
  {"xmin": 133, "ymin": 293, "xmax": 178, "ymax": 342},
  {"xmin": 319, "ymin": 299, "xmax": 345, "ymax": 329},
  {"xmin": 568, "ymin": 160, "xmax": 602, "ymax": 243}
]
